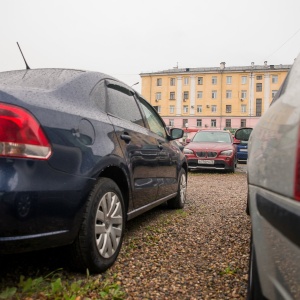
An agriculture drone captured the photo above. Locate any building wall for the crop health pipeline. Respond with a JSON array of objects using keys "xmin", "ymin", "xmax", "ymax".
[{"xmin": 140, "ymin": 63, "xmax": 290, "ymax": 132}]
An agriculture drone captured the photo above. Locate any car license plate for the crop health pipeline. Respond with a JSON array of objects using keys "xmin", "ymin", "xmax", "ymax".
[
  {"xmin": 198, "ymin": 160, "xmax": 214, "ymax": 165},
  {"xmin": 240, "ymin": 149, "xmax": 247, "ymax": 152}
]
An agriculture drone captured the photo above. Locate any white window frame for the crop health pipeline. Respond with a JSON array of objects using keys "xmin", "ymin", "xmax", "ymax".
[
  {"xmin": 197, "ymin": 105, "xmax": 202, "ymax": 113},
  {"xmin": 183, "ymin": 105, "xmax": 189, "ymax": 113},
  {"xmin": 226, "ymin": 90, "xmax": 232, "ymax": 99},
  {"xmin": 169, "ymin": 105, "xmax": 175, "ymax": 114},
  {"xmin": 198, "ymin": 77, "xmax": 203, "ymax": 85},
  {"xmin": 157, "ymin": 78, "xmax": 162, "ymax": 86},
  {"xmin": 241, "ymin": 90, "xmax": 247, "ymax": 99},
  {"xmin": 241, "ymin": 76, "xmax": 247, "ymax": 84},
  {"xmin": 197, "ymin": 119, "xmax": 202, "ymax": 127},
  {"xmin": 212, "ymin": 90, "xmax": 217, "ymax": 99},
  {"xmin": 212, "ymin": 76, "xmax": 217, "ymax": 85},
  {"xmin": 211, "ymin": 105, "xmax": 217, "ymax": 113},
  {"xmin": 155, "ymin": 92, "xmax": 161, "ymax": 100},
  {"xmin": 272, "ymin": 75, "xmax": 278, "ymax": 84},
  {"xmin": 169, "ymin": 119, "xmax": 174, "ymax": 126},
  {"xmin": 241, "ymin": 104, "xmax": 247, "ymax": 113},
  {"xmin": 197, "ymin": 91, "xmax": 203, "ymax": 99},
  {"xmin": 211, "ymin": 119, "xmax": 217, "ymax": 127},
  {"xmin": 226, "ymin": 76, "xmax": 232, "ymax": 84},
  {"xmin": 184, "ymin": 77, "xmax": 189, "ymax": 85},
  {"xmin": 170, "ymin": 78, "xmax": 175, "ymax": 86},
  {"xmin": 170, "ymin": 92, "xmax": 175, "ymax": 100}
]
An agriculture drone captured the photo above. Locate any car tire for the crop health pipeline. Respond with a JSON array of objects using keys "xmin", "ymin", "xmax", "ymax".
[
  {"xmin": 70, "ymin": 177, "xmax": 125, "ymax": 273},
  {"xmin": 167, "ymin": 168, "xmax": 187, "ymax": 209},
  {"xmin": 247, "ymin": 236, "xmax": 266, "ymax": 300}
]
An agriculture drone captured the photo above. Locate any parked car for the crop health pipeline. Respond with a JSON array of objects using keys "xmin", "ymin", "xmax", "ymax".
[
  {"xmin": 0, "ymin": 68, "xmax": 188, "ymax": 273},
  {"xmin": 234, "ymin": 127, "xmax": 253, "ymax": 162},
  {"xmin": 183, "ymin": 129, "xmax": 237, "ymax": 172},
  {"xmin": 246, "ymin": 53, "xmax": 300, "ymax": 299}
]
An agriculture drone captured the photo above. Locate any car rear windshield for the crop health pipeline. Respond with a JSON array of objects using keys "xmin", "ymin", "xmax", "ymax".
[{"xmin": 193, "ymin": 131, "xmax": 231, "ymax": 143}]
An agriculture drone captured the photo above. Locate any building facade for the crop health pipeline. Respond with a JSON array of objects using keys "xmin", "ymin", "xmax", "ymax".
[{"xmin": 140, "ymin": 62, "xmax": 291, "ymax": 138}]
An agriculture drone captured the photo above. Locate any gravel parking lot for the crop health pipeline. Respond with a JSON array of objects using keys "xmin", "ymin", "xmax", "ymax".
[
  {"xmin": 110, "ymin": 164, "xmax": 251, "ymax": 299},
  {"xmin": 0, "ymin": 164, "xmax": 251, "ymax": 299}
]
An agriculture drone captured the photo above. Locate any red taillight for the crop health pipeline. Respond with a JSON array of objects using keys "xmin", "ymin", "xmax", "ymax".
[
  {"xmin": 294, "ymin": 126, "xmax": 300, "ymax": 201},
  {"xmin": 0, "ymin": 103, "xmax": 51, "ymax": 160}
]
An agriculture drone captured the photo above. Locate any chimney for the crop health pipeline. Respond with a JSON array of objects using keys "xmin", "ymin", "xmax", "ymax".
[
  {"xmin": 220, "ymin": 62, "xmax": 226, "ymax": 70},
  {"xmin": 251, "ymin": 62, "xmax": 254, "ymax": 68},
  {"xmin": 264, "ymin": 61, "xmax": 268, "ymax": 67}
]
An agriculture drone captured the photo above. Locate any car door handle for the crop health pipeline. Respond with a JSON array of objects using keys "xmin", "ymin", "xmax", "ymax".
[{"xmin": 120, "ymin": 134, "xmax": 131, "ymax": 143}]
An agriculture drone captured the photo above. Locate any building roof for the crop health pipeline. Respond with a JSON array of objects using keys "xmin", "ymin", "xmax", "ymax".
[{"xmin": 140, "ymin": 63, "xmax": 292, "ymax": 76}]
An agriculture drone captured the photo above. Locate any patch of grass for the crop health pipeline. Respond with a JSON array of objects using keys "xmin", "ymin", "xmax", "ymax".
[
  {"xmin": 0, "ymin": 269, "xmax": 126, "ymax": 300},
  {"xmin": 219, "ymin": 265, "xmax": 238, "ymax": 276}
]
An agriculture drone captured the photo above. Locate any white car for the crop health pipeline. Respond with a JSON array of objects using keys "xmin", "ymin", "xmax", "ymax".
[{"xmin": 246, "ymin": 52, "xmax": 300, "ymax": 299}]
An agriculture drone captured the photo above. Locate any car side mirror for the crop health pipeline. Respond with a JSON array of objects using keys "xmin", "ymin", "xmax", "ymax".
[{"xmin": 169, "ymin": 128, "xmax": 184, "ymax": 140}]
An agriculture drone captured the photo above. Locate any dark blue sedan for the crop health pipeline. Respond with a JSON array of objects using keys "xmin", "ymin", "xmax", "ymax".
[{"xmin": 0, "ymin": 68, "xmax": 187, "ymax": 273}]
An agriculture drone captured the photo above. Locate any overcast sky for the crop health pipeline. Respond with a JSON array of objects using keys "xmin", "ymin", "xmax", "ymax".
[{"xmin": 1, "ymin": 0, "xmax": 300, "ymax": 93}]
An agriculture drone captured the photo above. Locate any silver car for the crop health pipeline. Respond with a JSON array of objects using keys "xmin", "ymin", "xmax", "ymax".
[{"xmin": 246, "ymin": 53, "xmax": 300, "ymax": 299}]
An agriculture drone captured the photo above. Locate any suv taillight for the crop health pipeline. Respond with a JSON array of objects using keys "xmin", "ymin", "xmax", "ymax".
[{"xmin": 0, "ymin": 103, "xmax": 51, "ymax": 160}]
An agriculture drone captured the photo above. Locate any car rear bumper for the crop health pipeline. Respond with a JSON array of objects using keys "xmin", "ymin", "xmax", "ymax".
[
  {"xmin": 0, "ymin": 158, "xmax": 95, "ymax": 253},
  {"xmin": 249, "ymin": 184, "xmax": 300, "ymax": 299}
]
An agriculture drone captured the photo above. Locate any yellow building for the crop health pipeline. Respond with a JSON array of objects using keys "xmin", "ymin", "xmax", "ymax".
[{"xmin": 140, "ymin": 62, "xmax": 291, "ymax": 132}]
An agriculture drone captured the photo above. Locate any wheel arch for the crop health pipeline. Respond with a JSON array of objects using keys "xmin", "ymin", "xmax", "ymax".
[{"xmin": 99, "ymin": 165, "xmax": 130, "ymax": 217}]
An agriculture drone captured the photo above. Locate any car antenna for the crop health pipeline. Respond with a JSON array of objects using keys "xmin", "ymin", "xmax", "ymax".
[{"xmin": 16, "ymin": 42, "xmax": 30, "ymax": 70}]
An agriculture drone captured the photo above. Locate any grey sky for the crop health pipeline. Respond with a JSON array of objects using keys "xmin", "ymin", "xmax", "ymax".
[{"xmin": 1, "ymin": 0, "xmax": 300, "ymax": 93}]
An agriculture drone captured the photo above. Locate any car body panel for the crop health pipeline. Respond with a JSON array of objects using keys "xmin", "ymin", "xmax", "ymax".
[{"xmin": 247, "ymin": 54, "xmax": 300, "ymax": 299}]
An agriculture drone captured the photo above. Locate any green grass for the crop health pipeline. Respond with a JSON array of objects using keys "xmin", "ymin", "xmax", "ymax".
[{"xmin": 0, "ymin": 269, "xmax": 126, "ymax": 300}]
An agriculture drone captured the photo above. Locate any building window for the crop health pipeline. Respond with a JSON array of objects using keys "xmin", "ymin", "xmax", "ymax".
[
  {"xmin": 198, "ymin": 77, "xmax": 203, "ymax": 85},
  {"xmin": 226, "ymin": 76, "xmax": 232, "ymax": 84},
  {"xmin": 241, "ymin": 90, "xmax": 247, "ymax": 99},
  {"xmin": 169, "ymin": 119, "xmax": 174, "ymax": 126},
  {"xmin": 197, "ymin": 105, "xmax": 202, "ymax": 113},
  {"xmin": 225, "ymin": 119, "xmax": 231, "ymax": 128},
  {"xmin": 241, "ymin": 76, "xmax": 247, "ymax": 84},
  {"xmin": 157, "ymin": 78, "xmax": 162, "ymax": 86},
  {"xmin": 155, "ymin": 92, "xmax": 161, "ymax": 101},
  {"xmin": 272, "ymin": 75, "xmax": 278, "ymax": 83},
  {"xmin": 226, "ymin": 105, "xmax": 232, "ymax": 113},
  {"xmin": 241, "ymin": 104, "xmax": 247, "ymax": 113},
  {"xmin": 183, "ymin": 91, "xmax": 189, "ymax": 100},
  {"xmin": 197, "ymin": 119, "xmax": 202, "ymax": 127},
  {"xmin": 183, "ymin": 105, "xmax": 189, "ymax": 113},
  {"xmin": 211, "ymin": 119, "xmax": 217, "ymax": 127},
  {"xmin": 256, "ymin": 83, "xmax": 262, "ymax": 92},
  {"xmin": 184, "ymin": 77, "xmax": 189, "ymax": 85},
  {"xmin": 226, "ymin": 90, "xmax": 232, "ymax": 99},
  {"xmin": 183, "ymin": 119, "xmax": 188, "ymax": 128},
  {"xmin": 256, "ymin": 99, "xmax": 262, "ymax": 116},
  {"xmin": 256, "ymin": 75, "xmax": 262, "ymax": 80},
  {"xmin": 157, "ymin": 106, "xmax": 161, "ymax": 113},
  {"xmin": 241, "ymin": 119, "xmax": 246, "ymax": 127},
  {"xmin": 170, "ymin": 92, "xmax": 175, "ymax": 100},
  {"xmin": 170, "ymin": 78, "xmax": 176, "ymax": 86},
  {"xmin": 169, "ymin": 105, "xmax": 175, "ymax": 113},
  {"xmin": 272, "ymin": 90, "xmax": 278, "ymax": 98},
  {"xmin": 197, "ymin": 91, "xmax": 203, "ymax": 99},
  {"xmin": 211, "ymin": 105, "xmax": 217, "ymax": 112},
  {"xmin": 212, "ymin": 90, "xmax": 217, "ymax": 99},
  {"xmin": 212, "ymin": 76, "xmax": 217, "ymax": 85}
]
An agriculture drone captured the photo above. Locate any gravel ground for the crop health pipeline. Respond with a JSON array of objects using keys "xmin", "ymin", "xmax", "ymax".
[
  {"xmin": 0, "ymin": 165, "xmax": 251, "ymax": 299},
  {"xmin": 108, "ymin": 165, "xmax": 251, "ymax": 299}
]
